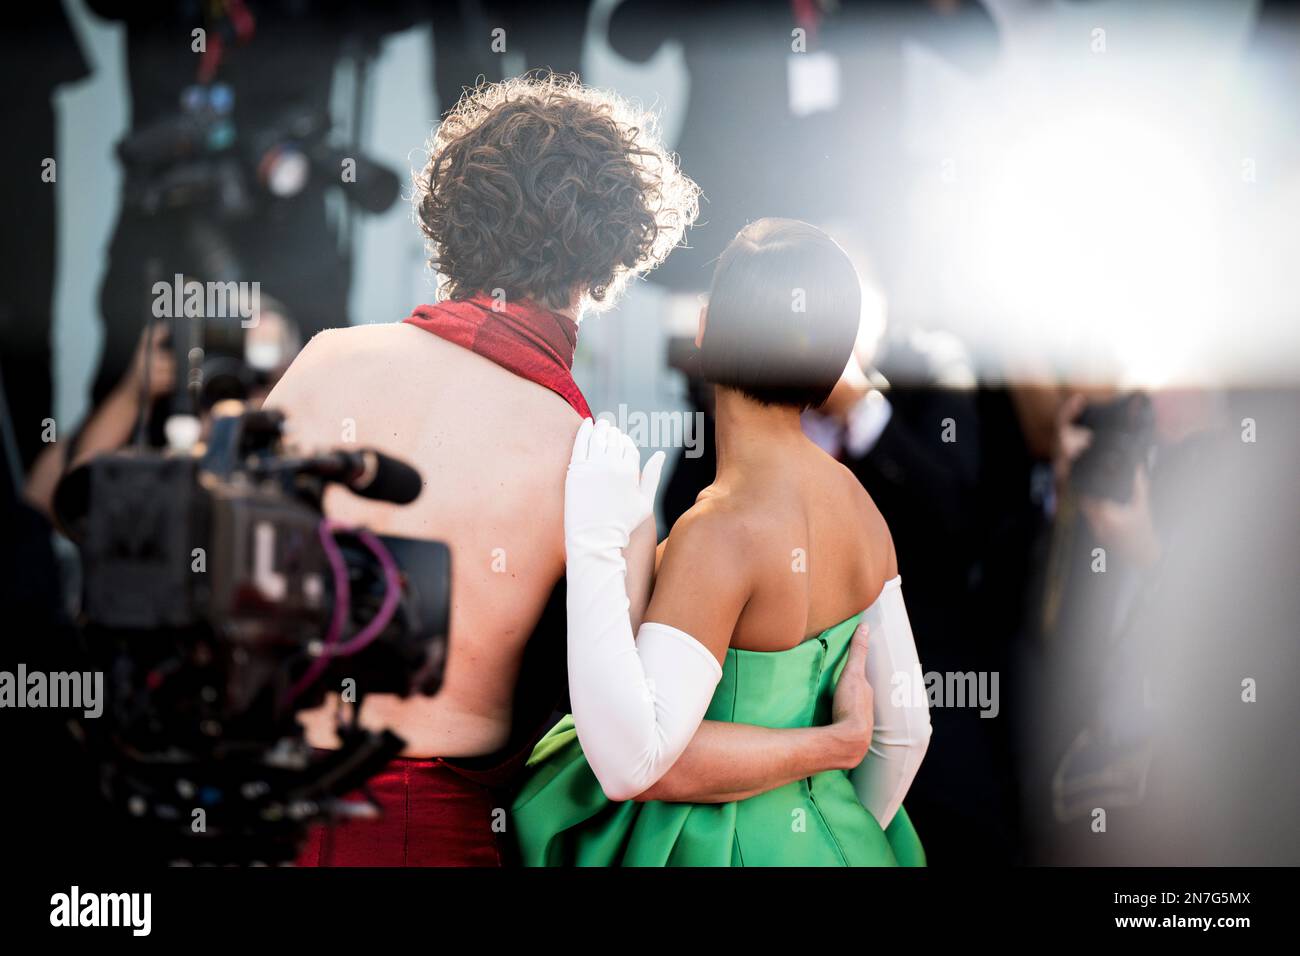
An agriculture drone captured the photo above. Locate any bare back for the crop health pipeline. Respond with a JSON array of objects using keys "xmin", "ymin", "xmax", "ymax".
[
  {"xmin": 650, "ymin": 434, "xmax": 897, "ymax": 659},
  {"xmin": 728, "ymin": 442, "xmax": 896, "ymax": 651},
  {"xmin": 264, "ymin": 323, "xmax": 580, "ymax": 756}
]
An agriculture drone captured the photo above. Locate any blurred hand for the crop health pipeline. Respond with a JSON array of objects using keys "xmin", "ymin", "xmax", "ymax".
[
  {"xmin": 1079, "ymin": 465, "xmax": 1161, "ymax": 568},
  {"xmin": 1052, "ymin": 391, "xmax": 1092, "ymax": 491},
  {"xmin": 829, "ymin": 621, "xmax": 874, "ymax": 768},
  {"xmin": 123, "ymin": 322, "xmax": 176, "ymax": 402}
]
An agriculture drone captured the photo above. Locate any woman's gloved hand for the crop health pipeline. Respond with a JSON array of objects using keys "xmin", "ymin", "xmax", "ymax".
[{"xmin": 565, "ymin": 417, "xmax": 666, "ymax": 554}]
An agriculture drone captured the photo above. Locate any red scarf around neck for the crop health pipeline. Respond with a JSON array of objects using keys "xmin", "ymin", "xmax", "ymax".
[{"xmin": 403, "ymin": 294, "xmax": 592, "ymax": 419}]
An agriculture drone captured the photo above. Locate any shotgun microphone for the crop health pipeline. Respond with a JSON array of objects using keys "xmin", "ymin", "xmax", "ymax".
[{"xmin": 302, "ymin": 449, "xmax": 423, "ymax": 504}]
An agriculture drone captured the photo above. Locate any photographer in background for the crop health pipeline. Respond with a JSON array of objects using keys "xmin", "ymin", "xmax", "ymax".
[
  {"xmin": 85, "ymin": 0, "xmax": 411, "ymax": 406},
  {"xmin": 24, "ymin": 298, "xmax": 301, "ymax": 523},
  {"xmin": 0, "ymin": 6, "xmax": 89, "ymax": 474},
  {"xmin": 1027, "ymin": 385, "xmax": 1300, "ymax": 863},
  {"xmin": 429, "ymin": 0, "xmax": 593, "ymax": 112},
  {"xmin": 24, "ymin": 322, "xmax": 175, "ymax": 523}
]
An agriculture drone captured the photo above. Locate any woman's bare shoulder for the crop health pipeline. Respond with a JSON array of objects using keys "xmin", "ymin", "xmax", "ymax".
[
  {"xmin": 665, "ymin": 490, "xmax": 756, "ymax": 560},
  {"xmin": 645, "ymin": 489, "xmax": 759, "ymax": 646},
  {"xmin": 825, "ymin": 456, "xmax": 898, "ymax": 577}
]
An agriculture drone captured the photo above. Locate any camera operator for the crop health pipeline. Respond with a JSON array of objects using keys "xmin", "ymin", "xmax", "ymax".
[
  {"xmin": 1029, "ymin": 385, "xmax": 1300, "ymax": 862},
  {"xmin": 1051, "ymin": 392, "xmax": 1162, "ymax": 570},
  {"xmin": 85, "ymin": 0, "xmax": 411, "ymax": 408},
  {"xmin": 24, "ymin": 322, "xmax": 175, "ymax": 522},
  {"xmin": 24, "ymin": 297, "xmax": 302, "ymax": 523},
  {"xmin": 1090, "ymin": 388, "xmax": 1300, "ymax": 864},
  {"xmin": 429, "ymin": 1, "xmax": 593, "ymax": 114}
]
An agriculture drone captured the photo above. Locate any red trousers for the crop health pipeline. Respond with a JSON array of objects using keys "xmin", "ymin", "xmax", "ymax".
[{"xmin": 295, "ymin": 757, "xmax": 507, "ymax": 867}]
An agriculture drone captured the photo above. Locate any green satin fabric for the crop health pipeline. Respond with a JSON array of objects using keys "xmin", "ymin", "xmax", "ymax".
[{"xmin": 512, "ymin": 613, "xmax": 926, "ymax": 866}]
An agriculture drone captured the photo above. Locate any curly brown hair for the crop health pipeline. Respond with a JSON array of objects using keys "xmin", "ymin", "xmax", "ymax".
[{"xmin": 414, "ymin": 72, "xmax": 700, "ymax": 311}]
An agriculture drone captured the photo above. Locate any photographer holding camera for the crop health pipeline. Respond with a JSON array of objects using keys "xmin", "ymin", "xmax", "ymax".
[
  {"xmin": 1034, "ymin": 384, "xmax": 1281, "ymax": 861},
  {"xmin": 85, "ymin": 0, "xmax": 408, "ymax": 410},
  {"xmin": 24, "ymin": 322, "xmax": 174, "ymax": 522}
]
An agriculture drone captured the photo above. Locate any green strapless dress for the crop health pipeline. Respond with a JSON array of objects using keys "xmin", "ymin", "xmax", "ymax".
[{"xmin": 511, "ymin": 613, "xmax": 926, "ymax": 866}]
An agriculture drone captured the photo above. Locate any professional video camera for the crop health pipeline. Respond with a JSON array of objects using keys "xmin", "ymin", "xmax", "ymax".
[
  {"xmin": 116, "ymin": 81, "xmax": 404, "ymax": 436},
  {"xmin": 118, "ymin": 83, "xmax": 402, "ymax": 220},
  {"xmin": 145, "ymin": 300, "xmax": 298, "ymax": 426},
  {"xmin": 54, "ymin": 406, "xmax": 449, "ymax": 864}
]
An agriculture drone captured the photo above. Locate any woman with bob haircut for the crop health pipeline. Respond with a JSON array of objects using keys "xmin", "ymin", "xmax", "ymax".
[{"xmin": 514, "ymin": 218, "xmax": 932, "ymax": 866}]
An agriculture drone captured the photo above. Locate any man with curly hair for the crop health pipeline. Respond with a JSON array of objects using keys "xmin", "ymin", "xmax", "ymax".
[{"xmin": 267, "ymin": 74, "xmax": 875, "ymax": 866}]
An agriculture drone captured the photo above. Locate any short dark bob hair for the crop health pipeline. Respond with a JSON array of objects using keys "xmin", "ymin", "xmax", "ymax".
[{"xmin": 699, "ymin": 218, "xmax": 861, "ymax": 409}]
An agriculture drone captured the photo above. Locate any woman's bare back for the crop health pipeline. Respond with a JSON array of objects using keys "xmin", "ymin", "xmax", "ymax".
[{"xmin": 652, "ymin": 435, "xmax": 896, "ymax": 657}]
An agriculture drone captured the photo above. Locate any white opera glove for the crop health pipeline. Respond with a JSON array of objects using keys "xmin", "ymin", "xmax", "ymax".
[
  {"xmin": 564, "ymin": 419, "xmax": 722, "ymax": 801},
  {"xmin": 849, "ymin": 577, "xmax": 932, "ymax": 828},
  {"xmin": 564, "ymin": 417, "xmax": 665, "ymax": 556}
]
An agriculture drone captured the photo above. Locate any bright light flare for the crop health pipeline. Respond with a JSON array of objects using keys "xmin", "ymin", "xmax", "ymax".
[{"xmin": 973, "ymin": 113, "xmax": 1222, "ymax": 387}]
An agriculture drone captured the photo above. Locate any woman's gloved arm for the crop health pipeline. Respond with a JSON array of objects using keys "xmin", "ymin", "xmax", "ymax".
[
  {"xmin": 564, "ymin": 418, "xmax": 723, "ymax": 801},
  {"xmin": 848, "ymin": 579, "xmax": 932, "ymax": 827}
]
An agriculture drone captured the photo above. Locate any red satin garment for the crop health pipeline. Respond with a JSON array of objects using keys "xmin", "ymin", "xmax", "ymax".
[
  {"xmin": 295, "ymin": 757, "xmax": 507, "ymax": 867},
  {"xmin": 403, "ymin": 293, "xmax": 593, "ymax": 419}
]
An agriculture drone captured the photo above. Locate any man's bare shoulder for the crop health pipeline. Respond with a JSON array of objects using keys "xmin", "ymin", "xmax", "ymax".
[
  {"xmin": 267, "ymin": 324, "xmax": 411, "ymax": 393},
  {"xmin": 267, "ymin": 321, "xmax": 582, "ymax": 490},
  {"xmin": 294, "ymin": 322, "xmax": 425, "ymax": 363}
]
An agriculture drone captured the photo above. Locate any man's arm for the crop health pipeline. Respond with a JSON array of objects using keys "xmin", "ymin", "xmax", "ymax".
[
  {"xmin": 637, "ymin": 726, "xmax": 858, "ymax": 804},
  {"xmin": 634, "ymin": 623, "xmax": 874, "ymax": 803},
  {"xmin": 621, "ymin": 486, "xmax": 874, "ymax": 804}
]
